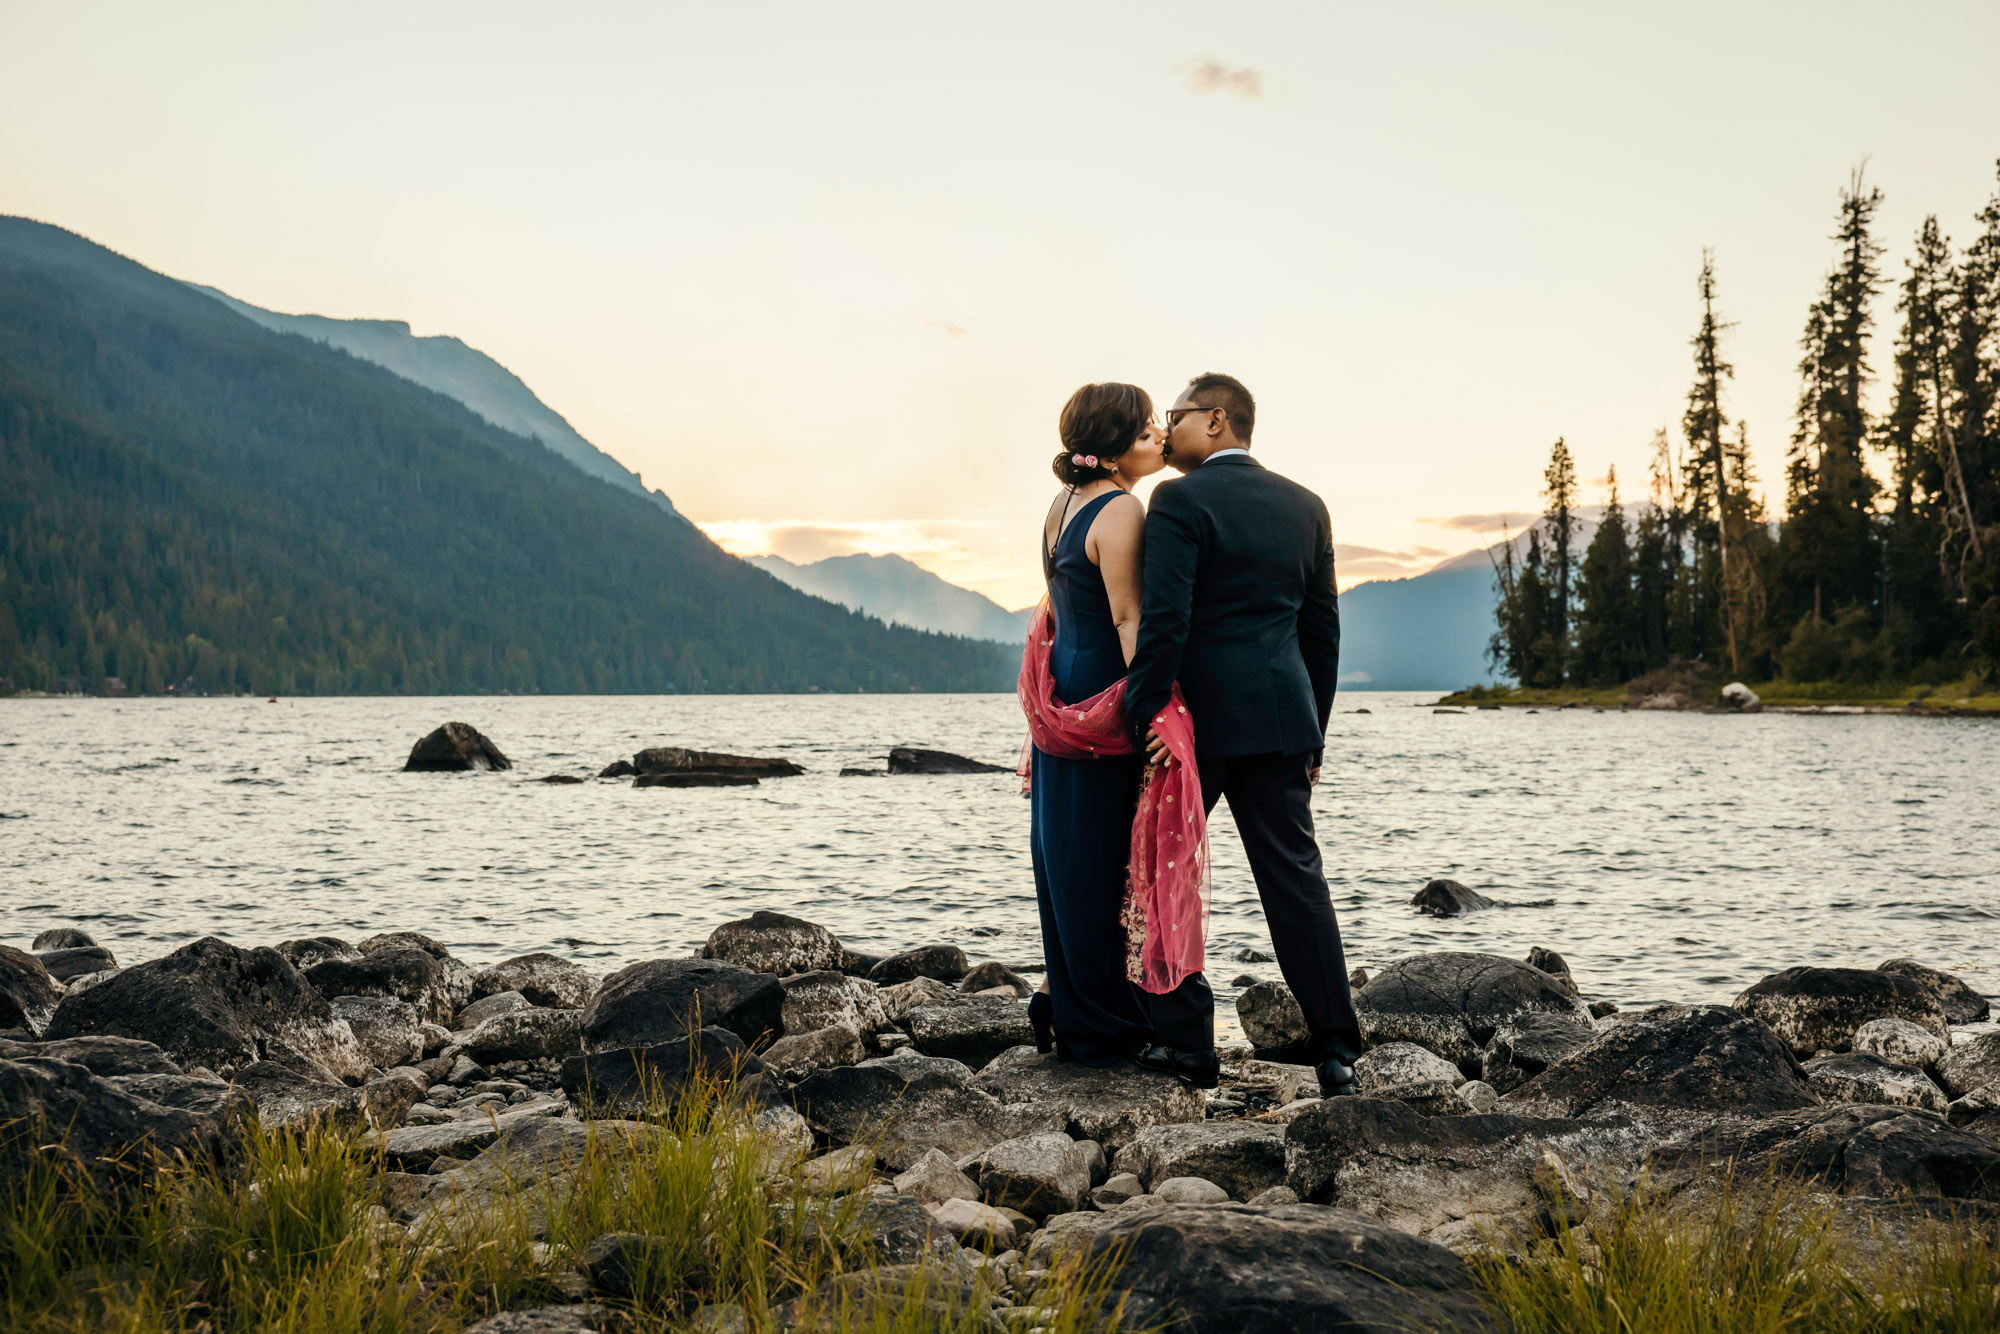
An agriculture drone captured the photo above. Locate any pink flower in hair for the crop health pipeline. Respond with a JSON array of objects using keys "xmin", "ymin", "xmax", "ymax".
[
  {"xmin": 1085, "ymin": 455, "xmax": 1099, "ymax": 467},
  {"xmin": 1072, "ymin": 453, "xmax": 1086, "ymax": 465}
]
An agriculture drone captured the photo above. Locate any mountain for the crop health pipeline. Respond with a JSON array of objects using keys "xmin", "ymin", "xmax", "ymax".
[
  {"xmin": 0, "ymin": 217, "xmax": 1014, "ymax": 695},
  {"xmin": 748, "ymin": 553, "xmax": 1033, "ymax": 644},
  {"xmin": 188, "ymin": 284, "xmax": 678, "ymax": 517}
]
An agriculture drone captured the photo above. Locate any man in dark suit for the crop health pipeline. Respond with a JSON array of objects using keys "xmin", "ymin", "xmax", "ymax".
[{"xmin": 1124, "ymin": 371, "xmax": 1363, "ymax": 1096}]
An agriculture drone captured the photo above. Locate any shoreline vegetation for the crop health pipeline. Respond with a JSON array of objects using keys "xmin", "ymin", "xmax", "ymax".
[
  {"xmin": 6, "ymin": 904, "xmax": 1999, "ymax": 1332},
  {"xmin": 1435, "ymin": 676, "xmax": 2000, "ymax": 715}
]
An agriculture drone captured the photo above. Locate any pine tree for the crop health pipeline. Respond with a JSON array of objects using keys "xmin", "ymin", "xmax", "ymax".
[
  {"xmin": 1541, "ymin": 437, "xmax": 1579, "ymax": 681},
  {"xmin": 1573, "ymin": 466, "xmax": 1639, "ymax": 684},
  {"xmin": 1681, "ymin": 250, "xmax": 1738, "ymax": 669}
]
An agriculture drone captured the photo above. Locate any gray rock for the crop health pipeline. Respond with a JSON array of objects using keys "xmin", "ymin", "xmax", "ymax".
[
  {"xmin": 404, "ymin": 721, "xmax": 511, "ymax": 772},
  {"xmin": 1481, "ymin": 1011, "xmax": 1596, "ymax": 1095},
  {"xmin": 892, "ymin": 1147, "xmax": 980, "ymax": 1204},
  {"xmin": 37, "ymin": 945, "xmax": 118, "ymax": 982},
  {"xmin": 792, "ymin": 1061, "xmax": 1066, "ymax": 1171},
  {"xmin": 305, "ymin": 946, "xmax": 461, "ymax": 1025},
  {"xmin": 1652, "ymin": 1104, "xmax": 2000, "ymax": 1202},
  {"xmin": 760, "ymin": 1023, "xmax": 866, "ymax": 1076},
  {"xmin": 1092, "ymin": 1172, "xmax": 1144, "ymax": 1207},
  {"xmin": 1803, "ymin": 1052, "xmax": 1948, "ymax": 1114},
  {"xmin": 356, "ymin": 934, "xmax": 476, "ymax": 1012},
  {"xmin": 1411, "ymin": 879, "xmax": 1495, "ymax": 916},
  {"xmin": 700, "ymin": 911, "xmax": 843, "ymax": 978},
  {"xmin": 0, "ymin": 944, "xmax": 64, "ymax": 1036},
  {"xmin": 1371, "ymin": 1079, "xmax": 1475, "ymax": 1116},
  {"xmin": 330, "ymin": 995, "xmax": 425, "ymax": 1069},
  {"xmin": 779, "ymin": 970, "xmax": 888, "ymax": 1036},
  {"xmin": 559, "ymin": 1027, "xmax": 765, "ymax": 1119},
  {"xmin": 462, "ymin": 1308, "xmax": 608, "ymax": 1334},
  {"xmin": 886, "ymin": 747, "xmax": 1009, "ymax": 775},
  {"xmin": 959, "ymin": 962, "xmax": 1032, "ymax": 997},
  {"xmin": 1877, "ymin": 958, "xmax": 1992, "ymax": 1025},
  {"xmin": 471, "ymin": 954, "xmax": 593, "ymax": 1009},
  {"xmin": 880, "ymin": 975, "xmax": 955, "ymax": 1019},
  {"xmin": 1935, "ymin": 1032, "xmax": 2000, "ymax": 1100},
  {"xmin": 109, "ymin": 1071, "xmax": 250, "ymax": 1120},
  {"xmin": 970, "ymin": 1047, "xmax": 1205, "ymax": 1150},
  {"xmin": 1228, "ymin": 1058, "xmax": 1315, "ymax": 1105},
  {"xmin": 903, "ymin": 995, "xmax": 1032, "ymax": 1069},
  {"xmin": 447, "ymin": 1054, "xmax": 486, "ymax": 1085},
  {"xmin": 1457, "ymin": 1080, "xmax": 1499, "ymax": 1113},
  {"xmin": 630, "ymin": 746, "xmax": 804, "ymax": 779},
  {"xmin": 1946, "ymin": 1085, "xmax": 2000, "ymax": 1136},
  {"xmin": 1025, "ymin": 1209, "xmax": 1129, "ymax": 1268},
  {"xmin": 869, "ymin": 946, "xmax": 971, "ymax": 985},
  {"xmin": 1500, "ymin": 1003, "xmax": 1819, "ymax": 1126},
  {"xmin": 1719, "ymin": 681, "xmax": 1762, "ymax": 711},
  {"xmin": 1235, "ymin": 980, "xmax": 1310, "ymax": 1059},
  {"xmin": 1524, "ymin": 947, "xmax": 1576, "ymax": 994},
  {"xmin": 1075, "ymin": 1137, "xmax": 1108, "ymax": 1185},
  {"xmin": 1852, "ymin": 1017, "xmax": 1949, "ymax": 1071},
  {"xmin": 230, "ymin": 1060, "xmax": 421, "ymax": 1131},
  {"xmin": 456, "ymin": 990, "xmax": 534, "ymax": 1031},
  {"xmin": 1154, "ymin": 1176, "xmax": 1230, "ymax": 1203},
  {"xmin": 43, "ymin": 936, "xmax": 368, "ymax": 1081},
  {"xmin": 0, "ymin": 1034, "xmax": 180, "ymax": 1077},
  {"xmin": 582, "ymin": 958, "xmax": 783, "ymax": 1052},
  {"xmin": 858, "ymin": 1049, "xmax": 977, "ymax": 1082},
  {"xmin": 1246, "ymin": 1185, "xmax": 1298, "ymax": 1206},
  {"xmin": 925, "ymin": 1197, "xmax": 1019, "ymax": 1247},
  {"xmin": 1355, "ymin": 1042, "xmax": 1462, "ymax": 1093},
  {"xmin": 448, "ymin": 1008, "xmax": 586, "ymax": 1064},
  {"xmin": 373, "ymin": 1102, "xmax": 567, "ymax": 1170},
  {"xmin": 1734, "ymin": 966, "xmax": 1948, "ymax": 1059},
  {"xmin": 1356, "ymin": 952, "xmax": 1594, "ymax": 1071},
  {"xmin": 1110, "ymin": 1121, "xmax": 1289, "ymax": 1200},
  {"xmin": 0, "ymin": 1056, "xmax": 240, "ymax": 1188},
  {"xmin": 272, "ymin": 936, "xmax": 359, "ymax": 971},
  {"xmin": 1284, "ymin": 1096, "xmax": 1656, "ymax": 1238},
  {"xmin": 978, "ymin": 1131, "xmax": 1092, "ymax": 1219},
  {"xmin": 31, "ymin": 927, "xmax": 98, "ymax": 951},
  {"xmin": 1079, "ymin": 1203, "xmax": 1501, "ymax": 1333}
]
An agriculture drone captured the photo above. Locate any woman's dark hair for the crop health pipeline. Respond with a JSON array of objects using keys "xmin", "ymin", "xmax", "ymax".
[{"xmin": 1052, "ymin": 382, "xmax": 1154, "ymax": 485}]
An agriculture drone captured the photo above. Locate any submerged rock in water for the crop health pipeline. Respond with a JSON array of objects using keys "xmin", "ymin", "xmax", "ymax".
[
  {"xmin": 31, "ymin": 927, "xmax": 98, "ymax": 951},
  {"xmin": 635, "ymin": 772, "xmax": 759, "ymax": 788},
  {"xmin": 1410, "ymin": 879, "xmax": 1495, "ymax": 916},
  {"xmin": 1733, "ymin": 966, "xmax": 1948, "ymax": 1058},
  {"xmin": 631, "ymin": 747, "xmax": 803, "ymax": 778},
  {"xmin": 885, "ymin": 747, "xmax": 1009, "ymax": 775},
  {"xmin": 1524, "ymin": 947, "xmax": 1576, "ymax": 994},
  {"xmin": 701, "ymin": 911, "xmax": 843, "ymax": 978},
  {"xmin": 403, "ymin": 722, "xmax": 511, "ymax": 772},
  {"xmin": 38, "ymin": 944, "xmax": 118, "ymax": 982}
]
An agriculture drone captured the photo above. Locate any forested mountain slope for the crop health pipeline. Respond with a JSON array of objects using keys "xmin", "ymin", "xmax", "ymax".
[{"xmin": 0, "ymin": 218, "xmax": 1013, "ymax": 695}]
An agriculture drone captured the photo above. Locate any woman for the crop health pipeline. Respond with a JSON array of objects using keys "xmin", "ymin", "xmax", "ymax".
[{"xmin": 1023, "ymin": 382, "xmax": 1208, "ymax": 1068}]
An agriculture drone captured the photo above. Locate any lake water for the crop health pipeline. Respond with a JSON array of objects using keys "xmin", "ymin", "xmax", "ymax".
[{"xmin": 3, "ymin": 693, "xmax": 1996, "ymax": 1044}]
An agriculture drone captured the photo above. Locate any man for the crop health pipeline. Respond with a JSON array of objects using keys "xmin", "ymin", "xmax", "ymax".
[{"xmin": 1124, "ymin": 371, "xmax": 1362, "ymax": 1096}]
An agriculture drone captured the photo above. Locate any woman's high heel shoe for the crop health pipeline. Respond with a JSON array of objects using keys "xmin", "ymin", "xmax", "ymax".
[{"xmin": 1027, "ymin": 991, "xmax": 1056, "ymax": 1054}]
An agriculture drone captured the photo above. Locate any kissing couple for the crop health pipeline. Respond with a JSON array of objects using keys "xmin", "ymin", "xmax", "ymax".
[{"xmin": 1017, "ymin": 372, "xmax": 1363, "ymax": 1096}]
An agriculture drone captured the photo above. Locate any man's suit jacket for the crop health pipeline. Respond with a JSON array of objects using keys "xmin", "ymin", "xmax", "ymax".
[{"xmin": 1125, "ymin": 454, "xmax": 1340, "ymax": 761}]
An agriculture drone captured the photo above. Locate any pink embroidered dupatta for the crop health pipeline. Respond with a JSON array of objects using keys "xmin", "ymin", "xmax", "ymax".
[{"xmin": 1016, "ymin": 600, "xmax": 1210, "ymax": 994}]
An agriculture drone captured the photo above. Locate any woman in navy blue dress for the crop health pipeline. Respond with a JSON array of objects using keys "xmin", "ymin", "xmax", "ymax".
[{"xmin": 1028, "ymin": 382, "xmax": 1200, "ymax": 1066}]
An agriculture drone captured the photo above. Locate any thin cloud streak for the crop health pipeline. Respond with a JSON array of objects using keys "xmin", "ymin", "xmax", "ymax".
[{"xmin": 1183, "ymin": 59, "xmax": 1263, "ymax": 99}]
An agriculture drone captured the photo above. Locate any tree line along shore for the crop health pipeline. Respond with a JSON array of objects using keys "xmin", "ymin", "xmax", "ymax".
[
  {"xmin": 5, "ymin": 897, "xmax": 1998, "ymax": 1333},
  {"xmin": 1484, "ymin": 162, "xmax": 2000, "ymax": 709}
]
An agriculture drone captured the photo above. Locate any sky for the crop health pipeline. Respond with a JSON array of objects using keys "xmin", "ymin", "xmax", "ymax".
[{"xmin": 4, "ymin": 1, "xmax": 1998, "ymax": 609}]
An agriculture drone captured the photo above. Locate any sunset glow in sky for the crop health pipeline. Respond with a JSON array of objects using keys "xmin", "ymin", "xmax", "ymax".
[{"xmin": 5, "ymin": 1, "xmax": 1997, "ymax": 609}]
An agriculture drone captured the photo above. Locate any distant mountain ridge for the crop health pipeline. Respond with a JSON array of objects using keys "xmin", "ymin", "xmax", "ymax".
[
  {"xmin": 749, "ymin": 552, "xmax": 1033, "ymax": 644},
  {"xmin": 190, "ymin": 284, "xmax": 678, "ymax": 517}
]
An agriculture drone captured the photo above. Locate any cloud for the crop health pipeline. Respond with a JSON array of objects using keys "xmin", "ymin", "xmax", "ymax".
[
  {"xmin": 1183, "ymin": 59, "xmax": 1263, "ymax": 99},
  {"xmin": 923, "ymin": 319, "xmax": 969, "ymax": 338},
  {"xmin": 1417, "ymin": 511, "xmax": 1540, "ymax": 533}
]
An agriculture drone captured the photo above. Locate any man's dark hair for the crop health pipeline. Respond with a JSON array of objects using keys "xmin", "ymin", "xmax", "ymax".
[{"xmin": 1184, "ymin": 371, "xmax": 1255, "ymax": 443}]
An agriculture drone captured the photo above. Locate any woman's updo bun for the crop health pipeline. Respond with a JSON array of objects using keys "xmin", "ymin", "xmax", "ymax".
[{"xmin": 1052, "ymin": 381, "xmax": 1154, "ymax": 485}]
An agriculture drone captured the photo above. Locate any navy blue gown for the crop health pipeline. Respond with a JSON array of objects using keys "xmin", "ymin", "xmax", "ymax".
[{"xmin": 1028, "ymin": 492, "xmax": 1157, "ymax": 1066}]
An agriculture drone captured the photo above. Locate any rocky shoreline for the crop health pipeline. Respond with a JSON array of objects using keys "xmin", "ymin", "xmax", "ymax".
[{"xmin": 4, "ymin": 912, "xmax": 1998, "ymax": 1331}]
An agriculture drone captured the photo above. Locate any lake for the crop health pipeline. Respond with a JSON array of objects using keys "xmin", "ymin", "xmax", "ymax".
[{"xmin": 4, "ymin": 692, "xmax": 1996, "ymax": 1042}]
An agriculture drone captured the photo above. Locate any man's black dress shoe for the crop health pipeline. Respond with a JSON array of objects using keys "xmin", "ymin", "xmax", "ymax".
[
  {"xmin": 1316, "ymin": 1057, "xmax": 1359, "ymax": 1097},
  {"xmin": 1133, "ymin": 1043, "xmax": 1221, "ymax": 1090}
]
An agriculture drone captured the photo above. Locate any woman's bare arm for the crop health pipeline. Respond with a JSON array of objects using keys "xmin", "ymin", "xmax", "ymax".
[{"xmin": 1086, "ymin": 492, "xmax": 1147, "ymax": 665}]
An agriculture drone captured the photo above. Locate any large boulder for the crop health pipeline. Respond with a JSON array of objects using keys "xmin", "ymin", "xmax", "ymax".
[
  {"xmin": 1481, "ymin": 1012, "xmax": 1596, "ymax": 1095},
  {"xmin": 304, "ymin": 946, "xmax": 461, "ymax": 1025},
  {"xmin": 790, "ymin": 1060, "xmax": 1066, "ymax": 1171},
  {"xmin": 1410, "ymin": 879, "xmax": 1495, "ymax": 916},
  {"xmin": 43, "ymin": 937, "xmax": 368, "ymax": 1081},
  {"xmin": 1733, "ymin": 966, "xmax": 1948, "ymax": 1058},
  {"xmin": 0, "ymin": 1035, "xmax": 182, "ymax": 1078},
  {"xmin": 329, "ymin": 996, "xmax": 426, "ymax": 1069},
  {"xmin": 560, "ymin": 1027, "xmax": 767, "ymax": 1119},
  {"xmin": 1235, "ymin": 981, "xmax": 1310, "ymax": 1059},
  {"xmin": 1499, "ymin": 1003, "xmax": 1818, "ymax": 1126},
  {"xmin": 1877, "ymin": 959, "xmax": 1991, "ymax": 1025},
  {"xmin": 0, "ymin": 1056, "xmax": 242, "ymax": 1186},
  {"xmin": 759, "ymin": 1024, "xmax": 867, "ymax": 1077},
  {"xmin": 404, "ymin": 722, "xmax": 511, "ymax": 772},
  {"xmin": 630, "ymin": 747, "xmax": 804, "ymax": 778},
  {"xmin": 1354, "ymin": 1042, "xmax": 1463, "ymax": 1093},
  {"xmin": 583, "ymin": 959, "xmax": 783, "ymax": 1052},
  {"xmin": 977, "ymin": 1131, "xmax": 1092, "ymax": 1219},
  {"xmin": 226, "ymin": 1061, "xmax": 421, "ymax": 1131},
  {"xmin": 1936, "ymin": 1032, "xmax": 2000, "ymax": 1100},
  {"xmin": 701, "ymin": 912, "xmax": 843, "ymax": 978},
  {"xmin": 969, "ymin": 1047, "xmax": 1205, "ymax": 1150},
  {"xmin": 779, "ymin": 971, "xmax": 888, "ymax": 1037},
  {"xmin": 470, "ymin": 954, "xmax": 593, "ymax": 1009},
  {"xmin": 1853, "ymin": 1017, "xmax": 1949, "ymax": 1071},
  {"xmin": 886, "ymin": 747, "xmax": 1009, "ymax": 775},
  {"xmin": 0, "ymin": 944, "xmax": 63, "ymax": 1036},
  {"xmin": 901, "ymin": 995, "xmax": 1032, "ymax": 1069},
  {"xmin": 1652, "ymin": 1104, "xmax": 2000, "ymax": 1202},
  {"xmin": 1080, "ymin": 1203, "xmax": 1501, "ymax": 1334},
  {"xmin": 1355, "ymin": 952, "xmax": 1593, "ymax": 1070},
  {"xmin": 1111, "ymin": 1121, "xmax": 1290, "ymax": 1200},
  {"xmin": 868, "ymin": 946, "xmax": 970, "ymax": 986},
  {"xmin": 447, "ymin": 1008, "xmax": 587, "ymax": 1065},
  {"xmin": 37, "ymin": 945, "xmax": 118, "ymax": 983},
  {"xmin": 1284, "ymin": 1096, "xmax": 1656, "ymax": 1238},
  {"xmin": 1802, "ymin": 1052, "xmax": 1948, "ymax": 1114}
]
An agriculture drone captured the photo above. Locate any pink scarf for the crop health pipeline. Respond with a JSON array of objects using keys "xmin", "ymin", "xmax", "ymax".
[{"xmin": 1016, "ymin": 600, "xmax": 1209, "ymax": 995}]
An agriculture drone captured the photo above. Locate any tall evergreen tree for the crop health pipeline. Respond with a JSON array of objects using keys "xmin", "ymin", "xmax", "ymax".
[
  {"xmin": 1949, "ymin": 164, "xmax": 2000, "ymax": 662},
  {"xmin": 1781, "ymin": 168, "xmax": 1886, "ymax": 625},
  {"xmin": 1541, "ymin": 437, "xmax": 1579, "ymax": 680},
  {"xmin": 1573, "ymin": 467, "xmax": 1640, "ymax": 684},
  {"xmin": 1881, "ymin": 214, "xmax": 1960, "ymax": 667},
  {"xmin": 1681, "ymin": 249, "xmax": 1735, "ymax": 667}
]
